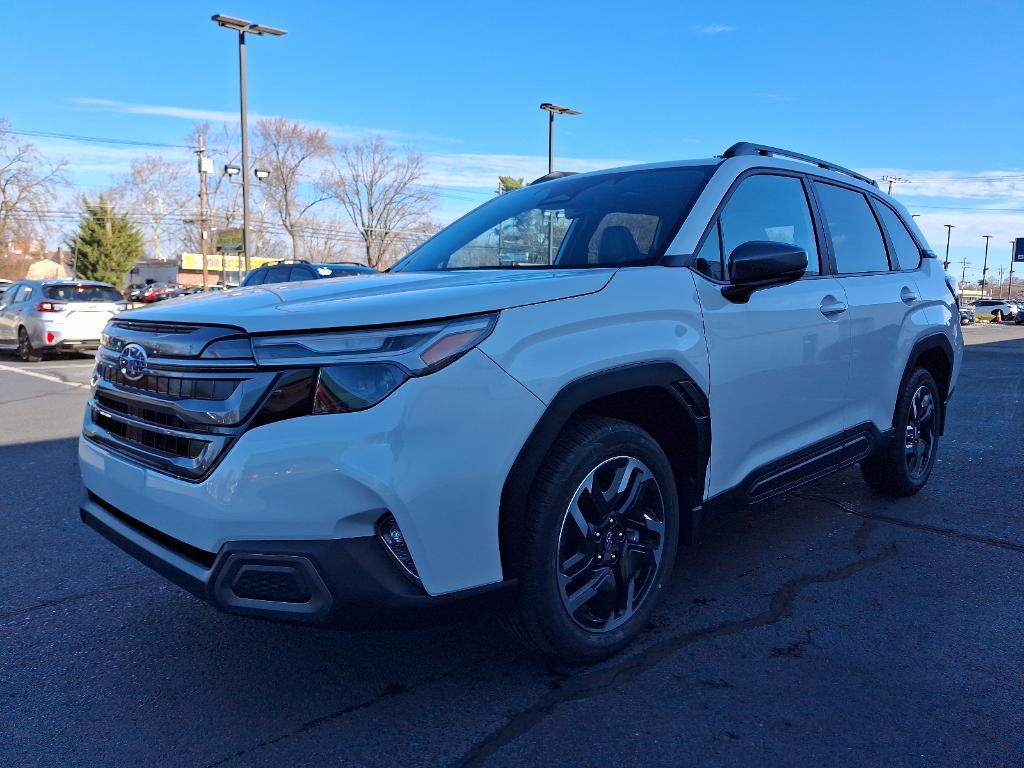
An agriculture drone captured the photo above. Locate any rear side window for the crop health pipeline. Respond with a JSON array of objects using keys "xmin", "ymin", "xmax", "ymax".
[
  {"xmin": 875, "ymin": 203, "xmax": 922, "ymax": 270},
  {"xmin": 288, "ymin": 266, "xmax": 316, "ymax": 282},
  {"xmin": 697, "ymin": 174, "xmax": 820, "ymax": 279},
  {"xmin": 263, "ymin": 265, "xmax": 291, "ymax": 284},
  {"xmin": 814, "ymin": 183, "xmax": 891, "ymax": 274}
]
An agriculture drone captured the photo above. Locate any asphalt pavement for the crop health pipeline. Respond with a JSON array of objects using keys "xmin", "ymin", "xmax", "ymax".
[{"xmin": 2, "ymin": 325, "xmax": 1023, "ymax": 767}]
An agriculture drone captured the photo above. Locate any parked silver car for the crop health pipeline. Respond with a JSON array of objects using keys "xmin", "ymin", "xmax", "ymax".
[{"xmin": 0, "ymin": 279, "xmax": 129, "ymax": 361}]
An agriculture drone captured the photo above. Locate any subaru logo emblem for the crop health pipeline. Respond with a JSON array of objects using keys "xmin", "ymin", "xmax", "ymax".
[{"xmin": 119, "ymin": 343, "xmax": 148, "ymax": 381}]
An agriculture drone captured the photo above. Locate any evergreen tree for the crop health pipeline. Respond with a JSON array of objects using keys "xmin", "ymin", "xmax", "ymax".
[
  {"xmin": 65, "ymin": 196, "xmax": 144, "ymax": 286},
  {"xmin": 498, "ymin": 176, "xmax": 524, "ymax": 194}
]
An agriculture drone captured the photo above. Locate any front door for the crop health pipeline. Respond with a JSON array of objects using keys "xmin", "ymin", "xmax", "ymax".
[{"xmin": 692, "ymin": 172, "xmax": 851, "ymax": 499}]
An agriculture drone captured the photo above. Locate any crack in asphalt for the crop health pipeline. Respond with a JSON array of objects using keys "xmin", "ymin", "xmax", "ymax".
[
  {"xmin": 202, "ymin": 683, "xmax": 410, "ymax": 768},
  {"xmin": 795, "ymin": 492, "xmax": 1024, "ymax": 555},
  {"xmin": 0, "ymin": 577, "xmax": 163, "ymax": 624},
  {"xmin": 449, "ymin": 546, "xmax": 896, "ymax": 768}
]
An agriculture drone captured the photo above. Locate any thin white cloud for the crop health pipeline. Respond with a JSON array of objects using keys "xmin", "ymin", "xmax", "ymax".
[
  {"xmin": 421, "ymin": 152, "xmax": 641, "ymax": 189},
  {"xmin": 755, "ymin": 92, "xmax": 794, "ymax": 102},
  {"xmin": 695, "ymin": 24, "xmax": 736, "ymax": 34},
  {"xmin": 67, "ymin": 97, "xmax": 459, "ymax": 145}
]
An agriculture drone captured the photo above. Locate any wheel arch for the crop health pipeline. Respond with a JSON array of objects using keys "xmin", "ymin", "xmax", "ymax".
[
  {"xmin": 900, "ymin": 333, "xmax": 954, "ymax": 434},
  {"xmin": 498, "ymin": 361, "xmax": 711, "ymax": 578}
]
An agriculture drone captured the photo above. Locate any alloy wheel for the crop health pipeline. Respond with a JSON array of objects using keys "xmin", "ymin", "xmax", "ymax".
[
  {"xmin": 556, "ymin": 455, "xmax": 666, "ymax": 632},
  {"xmin": 905, "ymin": 385, "xmax": 937, "ymax": 480}
]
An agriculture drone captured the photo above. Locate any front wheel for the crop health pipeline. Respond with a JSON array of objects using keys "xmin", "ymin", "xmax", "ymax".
[
  {"xmin": 508, "ymin": 417, "xmax": 678, "ymax": 661},
  {"xmin": 17, "ymin": 327, "xmax": 42, "ymax": 362},
  {"xmin": 860, "ymin": 368, "xmax": 941, "ymax": 497}
]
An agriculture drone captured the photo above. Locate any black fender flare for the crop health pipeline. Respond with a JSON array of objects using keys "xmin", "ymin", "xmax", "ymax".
[
  {"xmin": 498, "ymin": 360, "xmax": 711, "ymax": 575},
  {"xmin": 898, "ymin": 333, "xmax": 955, "ymax": 434}
]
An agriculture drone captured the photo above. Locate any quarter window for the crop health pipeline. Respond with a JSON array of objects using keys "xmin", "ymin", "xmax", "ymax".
[
  {"xmin": 875, "ymin": 203, "xmax": 922, "ymax": 270},
  {"xmin": 814, "ymin": 183, "xmax": 891, "ymax": 274},
  {"xmin": 698, "ymin": 174, "xmax": 820, "ymax": 280}
]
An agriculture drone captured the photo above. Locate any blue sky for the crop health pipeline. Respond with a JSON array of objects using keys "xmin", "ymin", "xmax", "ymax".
[{"xmin": 3, "ymin": 0, "xmax": 1024, "ymax": 280}]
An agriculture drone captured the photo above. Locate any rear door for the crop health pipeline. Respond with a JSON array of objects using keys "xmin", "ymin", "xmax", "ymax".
[
  {"xmin": 812, "ymin": 181, "xmax": 933, "ymax": 435},
  {"xmin": 693, "ymin": 172, "xmax": 852, "ymax": 499}
]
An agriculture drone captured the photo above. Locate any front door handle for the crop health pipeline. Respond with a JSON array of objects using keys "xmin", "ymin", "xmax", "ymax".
[
  {"xmin": 900, "ymin": 286, "xmax": 920, "ymax": 304},
  {"xmin": 819, "ymin": 295, "xmax": 848, "ymax": 318}
]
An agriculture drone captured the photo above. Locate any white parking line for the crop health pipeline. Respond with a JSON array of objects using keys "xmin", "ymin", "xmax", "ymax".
[{"xmin": 0, "ymin": 363, "xmax": 90, "ymax": 388}]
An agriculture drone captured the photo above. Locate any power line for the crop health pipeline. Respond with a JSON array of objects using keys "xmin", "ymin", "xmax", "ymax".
[{"xmin": 8, "ymin": 128, "xmax": 194, "ymax": 150}]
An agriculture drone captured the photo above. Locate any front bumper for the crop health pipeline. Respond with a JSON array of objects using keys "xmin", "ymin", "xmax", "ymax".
[
  {"xmin": 79, "ymin": 348, "xmax": 545, "ymax": 596},
  {"xmin": 81, "ymin": 491, "xmax": 511, "ymax": 625}
]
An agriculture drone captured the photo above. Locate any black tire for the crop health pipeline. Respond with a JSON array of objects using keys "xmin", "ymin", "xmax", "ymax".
[
  {"xmin": 17, "ymin": 327, "xmax": 42, "ymax": 362},
  {"xmin": 508, "ymin": 416, "xmax": 678, "ymax": 661},
  {"xmin": 860, "ymin": 368, "xmax": 941, "ymax": 497}
]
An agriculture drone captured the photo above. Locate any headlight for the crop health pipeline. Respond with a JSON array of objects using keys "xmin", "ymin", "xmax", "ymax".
[
  {"xmin": 251, "ymin": 314, "xmax": 497, "ymax": 420},
  {"xmin": 251, "ymin": 314, "xmax": 497, "ymax": 372}
]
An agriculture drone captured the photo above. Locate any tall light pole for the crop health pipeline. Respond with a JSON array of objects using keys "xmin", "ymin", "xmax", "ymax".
[
  {"xmin": 539, "ymin": 103, "xmax": 581, "ymax": 174},
  {"xmin": 981, "ymin": 235, "xmax": 992, "ymax": 296},
  {"xmin": 943, "ymin": 224, "xmax": 954, "ymax": 271},
  {"xmin": 212, "ymin": 14, "xmax": 286, "ymax": 276}
]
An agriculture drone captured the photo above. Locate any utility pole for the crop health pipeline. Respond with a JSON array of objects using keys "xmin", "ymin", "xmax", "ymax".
[
  {"xmin": 943, "ymin": 224, "xmax": 954, "ymax": 271},
  {"xmin": 882, "ymin": 175, "xmax": 910, "ymax": 195},
  {"xmin": 981, "ymin": 235, "xmax": 992, "ymax": 296},
  {"xmin": 997, "ymin": 265, "xmax": 1006, "ymax": 295},
  {"xmin": 959, "ymin": 256, "xmax": 970, "ymax": 290},
  {"xmin": 197, "ymin": 135, "xmax": 211, "ymax": 290}
]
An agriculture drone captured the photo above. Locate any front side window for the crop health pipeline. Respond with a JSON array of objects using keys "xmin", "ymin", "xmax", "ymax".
[
  {"xmin": 814, "ymin": 183, "xmax": 891, "ymax": 274},
  {"xmin": 875, "ymin": 203, "xmax": 922, "ymax": 270},
  {"xmin": 263, "ymin": 265, "xmax": 291, "ymax": 284},
  {"xmin": 696, "ymin": 174, "xmax": 820, "ymax": 280},
  {"xmin": 391, "ymin": 166, "xmax": 713, "ymax": 271},
  {"xmin": 243, "ymin": 269, "xmax": 266, "ymax": 287}
]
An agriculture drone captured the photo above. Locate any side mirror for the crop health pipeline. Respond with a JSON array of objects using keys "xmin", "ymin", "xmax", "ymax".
[{"xmin": 722, "ymin": 240, "xmax": 807, "ymax": 303}]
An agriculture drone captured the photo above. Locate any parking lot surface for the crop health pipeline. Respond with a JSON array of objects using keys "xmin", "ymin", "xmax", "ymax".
[{"xmin": 2, "ymin": 325, "xmax": 1023, "ymax": 767}]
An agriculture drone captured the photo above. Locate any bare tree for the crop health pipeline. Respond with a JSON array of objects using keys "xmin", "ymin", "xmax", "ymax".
[
  {"xmin": 0, "ymin": 118, "xmax": 67, "ymax": 253},
  {"xmin": 112, "ymin": 153, "xmax": 191, "ymax": 260},
  {"xmin": 323, "ymin": 136, "xmax": 437, "ymax": 269},
  {"xmin": 253, "ymin": 118, "xmax": 331, "ymax": 260}
]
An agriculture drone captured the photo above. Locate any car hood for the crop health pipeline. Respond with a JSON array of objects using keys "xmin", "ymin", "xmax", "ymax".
[{"xmin": 119, "ymin": 269, "xmax": 615, "ymax": 333}]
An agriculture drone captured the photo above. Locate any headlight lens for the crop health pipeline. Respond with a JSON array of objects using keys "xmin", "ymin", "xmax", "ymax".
[
  {"xmin": 251, "ymin": 313, "xmax": 497, "ymax": 373},
  {"xmin": 250, "ymin": 314, "xmax": 498, "ymax": 420}
]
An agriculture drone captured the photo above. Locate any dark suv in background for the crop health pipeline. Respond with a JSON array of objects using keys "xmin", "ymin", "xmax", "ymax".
[{"xmin": 242, "ymin": 260, "xmax": 376, "ymax": 287}]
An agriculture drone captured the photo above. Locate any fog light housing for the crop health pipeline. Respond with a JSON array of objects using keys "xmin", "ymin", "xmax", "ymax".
[{"xmin": 377, "ymin": 513, "xmax": 421, "ymax": 584}]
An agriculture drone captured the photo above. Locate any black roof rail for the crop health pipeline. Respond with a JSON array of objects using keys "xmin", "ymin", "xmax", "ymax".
[
  {"xmin": 529, "ymin": 170, "xmax": 578, "ymax": 185},
  {"xmin": 722, "ymin": 142, "xmax": 878, "ymax": 188}
]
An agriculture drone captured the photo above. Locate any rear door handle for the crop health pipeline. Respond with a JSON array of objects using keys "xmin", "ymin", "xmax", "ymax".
[
  {"xmin": 819, "ymin": 295, "xmax": 848, "ymax": 318},
  {"xmin": 900, "ymin": 286, "xmax": 920, "ymax": 304}
]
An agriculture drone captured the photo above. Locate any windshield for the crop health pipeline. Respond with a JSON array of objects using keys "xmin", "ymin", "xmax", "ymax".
[
  {"xmin": 391, "ymin": 166, "xmax": 713, "ymax": 272},
  {"xmin": 43, "ymin": 284, "xmax": 122, "ymax": 302}
]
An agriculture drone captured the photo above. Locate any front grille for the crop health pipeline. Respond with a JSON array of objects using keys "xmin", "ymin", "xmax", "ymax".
[
  {"xmin": 93, "ymin": 408, "xmax": 206, "ymax": 459},
  {"xmin": 95, "ymin": 360, "xmax": 239, "ymax": 400},
  {"xmin": 84, "ymin": 322, "xmax": 277, "ymax": 481}
]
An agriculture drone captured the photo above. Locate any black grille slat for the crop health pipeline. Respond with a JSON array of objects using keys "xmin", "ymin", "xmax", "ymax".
[
  {"xmin": 93, "ymin": 409, "xmax": 207, "ymax": 459},
  {"xmin": 96, "ymin": 361, "xmax": 240, "ymax": 401},
  {"xmin": 95, "ymin": 394, "xmax": 213, "ymax": 433}
]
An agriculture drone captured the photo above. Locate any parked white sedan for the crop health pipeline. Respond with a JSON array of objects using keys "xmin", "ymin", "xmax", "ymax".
[{"xmin": 0, "ymin": 279, "xmax": 130, "ymax": 361}]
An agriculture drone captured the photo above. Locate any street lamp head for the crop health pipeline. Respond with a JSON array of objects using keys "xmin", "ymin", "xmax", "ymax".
[
  {"xmin": 224, "ymin": 164, "xmax": 241, "ymax": 177},
  {"xmin": 253, "ymin": 168, "xmax": 271, "ymax": 181},
  {"xmin": 211, "ymin": 14, "xmax": 287, "ymax": 36},
  {"xmin": 211, "ymin": 14, "xmax": 252, "ymax": 31},
  {"xmin": 249, "ymin": 23, "xmax": 287, "ymax": 36},
  {"xmin": 539, "ymin": 103, "xmax": 582, "ymax": 116}
]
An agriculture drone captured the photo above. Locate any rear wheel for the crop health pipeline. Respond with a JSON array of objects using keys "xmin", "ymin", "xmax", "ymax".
[
  {"xmin": 508, "ymin": 417, "xmax": 678, "ymax": 661},
  {"xmin": 17, "ymin": 327, "xmax": 42, "ymax": 362},
  {"xmin": 860, "ymin": 368, "xmax": 940, "ymax": 497}
]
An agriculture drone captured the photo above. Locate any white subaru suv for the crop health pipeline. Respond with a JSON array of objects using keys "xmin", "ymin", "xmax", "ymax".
[{"xmin": 80, "ymin": 143, "xmax": 962, "ymax": 660}]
